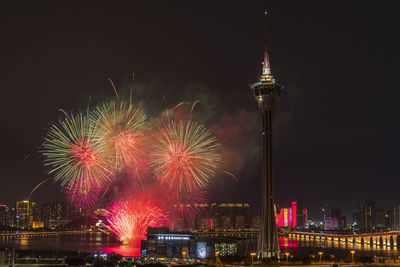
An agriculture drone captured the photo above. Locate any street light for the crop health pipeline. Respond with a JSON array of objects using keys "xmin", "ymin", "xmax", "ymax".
[
  {"xmin": 318, "ymin": 251, "xmax": 323, "ymax": 262},
  {"xmin": 285, "ymin": 252, "xmax": 290, "ymax": 263},
  {"xmin": 350, "ymin": 250, "xmax": 355, "ymax": 263},
  {"xmin": 250, "ymin": 252, "xmax": 256, "ymax": 265}
]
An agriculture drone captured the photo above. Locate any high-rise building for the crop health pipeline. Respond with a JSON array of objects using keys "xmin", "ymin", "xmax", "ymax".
[
  {"xmin": 331, "ymin": 208, "xmax": 341, "ymax": 218},
  {"xmin": 250, "ymin": 11, "xmax": 283, "ymax": 259},
  {"xmin": 330, "ymin": 208, "xmax": 346, "ymax": 229},
  {"xmin": 275, "ymin": 201, "xmax": 307, "ymax": 228},
  {"xmin": 234, "ymin": 215, "xmax": 246, "ymax": 229},
  {"xmin": 357, "ymin": 200, "xmax": 375, "ymax": 232},
  {"xmin": 393, "ymin": 205, "xmax": 400, "ymax": 230},
  {"xmin": 16, "ymin": 200, "xmax": 29, "ymax": 217},
  {"xmin": 356, "ymin": 200, "xmax": 387, "ymax": 232},
  {"xmin": 0, "ymin": 204, "xmax": 10, "ymax": 226},
  {"xmin": 322, "ymin": 204, "xmax": 329, "ymax": 221},
  {"xmin": 184, "ymin": 202, "xmax": 250, "ymax": 231},
  {"xmin": 42, "ymin": 202, "xmax": 71, "ymax": 229},
  {"xmin": 385, "ymin": 209, "xmax": 392, "ymax": 230},
  {"xmin": 375, "ymin": 205, "xmax": 386, "ymax": 230},
  {"xmin": 15, "ymin": 200, "xmax": 35, "ymax": 229},
  {"xmin": 251, "ymin": 216, "xmax": 261, "ymax": 229},
  {"xmin": 296, "ymin": 201, "xmax": 307, "ymax": 228}
]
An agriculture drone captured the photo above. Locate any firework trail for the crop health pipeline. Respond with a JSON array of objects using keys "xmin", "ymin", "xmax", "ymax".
[
  {"xmin": 92, "ymin": 101, "xmax": 148, "ymax": 173},
  {"xmin": 107, "ymin": 197, "xmax": 167, "ymax": 245},
  {"xmin": 150, "ymin": 120, "xmax": 220, "ymax": 192},
  {"xmin": 27, "ymin": 177, "xmax": 50, "ymax": 200},
  {"xmin": 41, "ymin": 112, "xmax": 111, "ymax": 189}
]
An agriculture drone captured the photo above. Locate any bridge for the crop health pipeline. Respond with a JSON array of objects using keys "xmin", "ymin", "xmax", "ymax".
[
  {"xmin": 288, "ymin": 231, "xmax": 400, "ymax": 248},
  {"xmin": 0, "ymin": 230, "xmax": 89, "ymax": 238}
]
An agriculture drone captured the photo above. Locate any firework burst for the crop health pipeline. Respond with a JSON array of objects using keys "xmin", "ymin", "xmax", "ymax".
[
  {"xmin": 107, "ymin": 197, "xmax": 167, "ymax": 245},
  {"xmin": 65, "ymin": 180, "xmax": 102, "ymax": 208},
  {"xmin": 150, "ymin": 120, "xmax": 220, "ymax": 192},
  {"xmin": 41, "ymin": 113, "xmax": 111, "ymax": 189},
  {"xmin": 92, "ymin": 101, "xmax": 148, "ymax": 172}
]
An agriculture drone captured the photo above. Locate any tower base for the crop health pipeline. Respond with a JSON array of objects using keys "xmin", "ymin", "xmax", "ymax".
[{"xmin": 257, "ymin": 251, "xmax": 280, "ymax": 260}]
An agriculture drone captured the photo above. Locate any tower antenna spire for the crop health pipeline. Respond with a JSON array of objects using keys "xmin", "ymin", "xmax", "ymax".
[{"xmin": 262, "ymin": 10, "xmax": 272, "ymax": 75}]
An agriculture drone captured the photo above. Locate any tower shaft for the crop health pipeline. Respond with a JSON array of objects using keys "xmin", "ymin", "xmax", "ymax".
[{"xmin": 257, "ymin": 98, "xmax": 280, "ymax": 259}]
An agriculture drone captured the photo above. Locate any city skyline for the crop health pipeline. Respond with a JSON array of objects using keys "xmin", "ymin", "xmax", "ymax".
[{"xmin": 1, "ymin": 1, "xmax": 400, "ymax": 220}]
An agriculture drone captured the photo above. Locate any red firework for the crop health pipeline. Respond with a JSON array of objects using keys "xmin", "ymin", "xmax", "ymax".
[
  {"xmin": 107, "ymin": 197, "xmax": 167, "ymax": 245},
  {"xmin": 68, "ymin": 138, "xmax": 98, "ymax": 168},
  {"xmin": 65, "ymin": 180, "xmax": 102, "ymax": 208},
  {"xmin": 151, "ymin": 120, "xmax": 220, "ymax": 192},
  {"xmin": 112, "ymin": 131, "xmax": 146, "ymax": 169},
  {"xmin": 92, "ymin": 101, "xmax": 148, "ymax": 174}
]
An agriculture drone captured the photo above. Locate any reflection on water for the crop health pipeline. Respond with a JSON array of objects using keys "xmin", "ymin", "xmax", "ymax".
[
  {"xmin": 3, "ymin": 233, "xmax": 400, "ymax": 258},
  {"xmin": 0, "ymin": 232, "xmax": 141, "ymax": 256},
  {"xmin": 280, "ymin": 237, "xmax": 400, "ymax": 258},
  {"xmin": 0, "ymin": 232, "xmax": 121, "ymax": 253},
  {"xmin": 103, "ymin": 245, "xmax": 140, "ymax": 256}
]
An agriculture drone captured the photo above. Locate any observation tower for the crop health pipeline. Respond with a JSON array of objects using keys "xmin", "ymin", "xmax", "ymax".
[{"xmin": 250, "ymin": 11, "xmax": 283, "ymax": 259}]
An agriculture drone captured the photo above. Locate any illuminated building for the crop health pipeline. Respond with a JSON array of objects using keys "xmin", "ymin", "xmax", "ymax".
[
  {"xmin": 357, "ymin": 200, "xmax": 375, "ymax": 232},
  {"xmin": 16, "ymin": 200, "xmax": 29, "ymax": 217},
  {"xmin": 303, "ymin": 208, "xmax": 308, "ymax": 227},
  {"xmin": 32, "ymin": 221, "xmax": 44, "ymax": 229},
  {"xmin": 215, "ymin": 243, "xmax": 237, "ymax": 257},
  {"xmin": 180, "ymin": 202, "xmax": 250, "ymax": 231},
  {"xmin": 291, "ymin": 201, "xmax": 297, "ymax": 228},
  {"xmin": 143, "ymin": 227, "xmax": 196, "ymax": 258},
  {"xmin": 275, "ymin": 201, "xmax": 307, "ymax": 229},
  {"xmin": 250, "ymin": 11, "xmax": 283, "ymax": 259},
  {"xmin": 276, "ymin": 208, "xmax": 291, "ymax": 227},
  {"xmin": 42, "ymin": 202, "xmax": 71, "ymax": 229},
  {"xmin": 323, "ymin": 217, "xmax": 339, "ymax": 230},
  {"xmin": 16, "ymin": 200, "xmax": 36, "ymax": 229},
  {"xmin": 354, "ymin": 200, "xmax": 389, "ymax": 232},
  {"xmin": 141, "ymin": 227, "xmax": 237, "ymax": 259}
]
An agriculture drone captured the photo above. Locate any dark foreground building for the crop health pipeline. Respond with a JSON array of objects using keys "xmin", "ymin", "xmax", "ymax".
[
  {"xmin": 0, "ymin": 247, "xmax": 14, "ymax": 266},
  {"xmin": 141, "ymin": 227, "xmax": 239, "ymax": 259}
]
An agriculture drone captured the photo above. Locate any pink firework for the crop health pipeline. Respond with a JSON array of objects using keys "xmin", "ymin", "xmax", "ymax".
[
  {"xmin": 65, "ymin": 180, "xmax": 102, "ymax": 208},
  {"xmin": 107, "ymin": 197, "xmax": 167, "ymax": 245},
  {"xmin": 92, "ymin": 101, "xmax": 148, "ymax": 173},
  {"xmin": 68, "ymin": 138, "xmax": 98, "ymax": 168},
  {"xmin": 42, "ymin": 113, "xmax": 111, "ymax": 189}
]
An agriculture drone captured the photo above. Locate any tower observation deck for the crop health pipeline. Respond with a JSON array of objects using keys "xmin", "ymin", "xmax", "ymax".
[{"xmin": 250, "ymin": 10, "xmax": 283, "ymax": 259}]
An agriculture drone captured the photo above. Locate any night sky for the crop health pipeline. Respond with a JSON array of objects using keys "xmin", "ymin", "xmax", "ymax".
[{"xmin": 1, "ymin": 1, "xmax": 400, "ymax": 220}]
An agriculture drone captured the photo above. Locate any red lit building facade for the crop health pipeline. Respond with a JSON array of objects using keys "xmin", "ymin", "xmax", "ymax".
[{"xmin": 275, "ymin": 201, "xmax": 307, "ymax": 228}]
